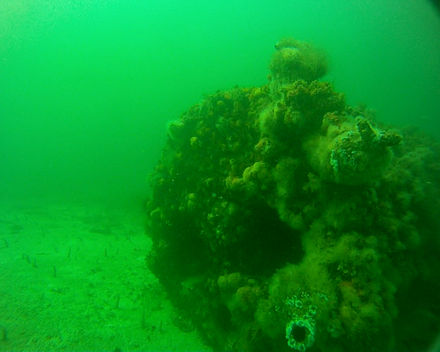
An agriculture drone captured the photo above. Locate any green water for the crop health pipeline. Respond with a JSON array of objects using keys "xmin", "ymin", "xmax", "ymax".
[
  {"xmin": 0, "ymin": 1, "xmax": 439, "ymax": 351},
  {"xmin": 1, "ymin": 0, "xmax": 439, "ymax": 204}
]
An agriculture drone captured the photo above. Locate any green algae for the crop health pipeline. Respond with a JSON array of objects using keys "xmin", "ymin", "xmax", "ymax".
[{"xmin": 146, "ymin": 38, "xmax": 440, "ymax": 352}]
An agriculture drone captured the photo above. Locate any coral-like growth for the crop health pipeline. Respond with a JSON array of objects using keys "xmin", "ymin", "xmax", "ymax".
[
  {"xmin": 270, "ymin": 38, "xmax": 327, "ymax": 87},
  {"xmin": 285, "ymin": 318, "xmax": 315, "ymax": 351},
  {"xmin": 145, "ymin": 38, "xmax": 440, "ymax": 352},
  {"xmin": 305, "ymin": 114, "xmax": 402, "ymax": 185}
]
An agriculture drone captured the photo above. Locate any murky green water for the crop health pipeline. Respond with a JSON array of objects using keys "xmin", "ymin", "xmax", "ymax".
[
  {"xmin": 1, "ymin": 0, "xmax": 439, "ymax": 203},
  {"xmin": 0, "ymin": 1, "xmax": 439, "ymax": 351}
]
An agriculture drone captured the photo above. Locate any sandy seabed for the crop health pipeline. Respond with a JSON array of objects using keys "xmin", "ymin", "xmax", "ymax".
[{"xmin": 0, "ymin": 199, "xmax": 210, "ymax": 352}]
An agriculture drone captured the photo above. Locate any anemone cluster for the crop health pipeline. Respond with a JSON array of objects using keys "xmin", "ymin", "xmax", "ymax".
[{"xmin": 146, "ymin": 38, "xmax": 440, "ymax": 351}]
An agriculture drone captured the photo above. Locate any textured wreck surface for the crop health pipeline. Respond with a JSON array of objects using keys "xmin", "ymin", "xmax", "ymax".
[{"xmin": 146, "ymin": 38, "xmax": 440, "ymax": 352}]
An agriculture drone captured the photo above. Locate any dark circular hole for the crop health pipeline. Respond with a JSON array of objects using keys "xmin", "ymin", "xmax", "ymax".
[{"xmin": 290, "ymin": 325, "xmax": 307, "ymax": 343}]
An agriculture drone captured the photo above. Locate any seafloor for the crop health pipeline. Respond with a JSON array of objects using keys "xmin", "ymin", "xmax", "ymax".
[{"xmin": 0, "ymin": 199, "xmax": 211, "ymax": 351}]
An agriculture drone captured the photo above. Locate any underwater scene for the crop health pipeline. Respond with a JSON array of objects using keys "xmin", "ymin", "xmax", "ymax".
[{"xmin": 1, "ymin": 1, "xmax": 440, "ymax": 351}]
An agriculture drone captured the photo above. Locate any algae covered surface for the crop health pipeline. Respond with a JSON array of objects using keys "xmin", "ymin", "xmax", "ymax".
[{"xmin": 146, "ymin": 39, "xmax": 440, "ymax": 351}]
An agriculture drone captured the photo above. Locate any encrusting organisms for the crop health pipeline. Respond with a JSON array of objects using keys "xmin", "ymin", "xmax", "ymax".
[{"xmin": 145, "ymin": 37, "xmax": 440, "ymax": 352}]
